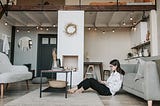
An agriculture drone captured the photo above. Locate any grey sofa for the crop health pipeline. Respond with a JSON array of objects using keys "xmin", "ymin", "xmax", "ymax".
[{"xmin": 121, "ymin": 57, "xmax": 160, "ymax": 106}]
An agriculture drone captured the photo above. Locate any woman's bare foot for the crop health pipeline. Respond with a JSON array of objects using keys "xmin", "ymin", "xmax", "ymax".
[
  {"xmin": 68, "ymin": 86, "xmax": 78, "ymax": 94},
  {"xmin": 75, "ymin": 87, "xmax": 84, "ymax": 94}
]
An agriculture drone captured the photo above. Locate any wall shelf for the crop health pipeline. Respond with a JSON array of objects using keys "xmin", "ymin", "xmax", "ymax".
[
  {"xmin": 62, "ymin": 55, "xmax": 78, "ymax": 71},
  {"xmin": 131, "ymin": 41, "xmax": 150, "ymax": 49}
]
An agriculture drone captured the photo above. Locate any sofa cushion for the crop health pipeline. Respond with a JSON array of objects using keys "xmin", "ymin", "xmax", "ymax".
[{"xmin": 0, "ymin": 71, "xmax": 32, "ymax": 83}]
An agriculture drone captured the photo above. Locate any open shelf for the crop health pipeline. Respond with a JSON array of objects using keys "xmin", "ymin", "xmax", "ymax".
[
  {"xmin": 131, "ymin": 41, "xmax": 150, "ymax": 49},
  {"xmin": 62, "ymin": 55, "xmax": 78, "ymax": 71}
]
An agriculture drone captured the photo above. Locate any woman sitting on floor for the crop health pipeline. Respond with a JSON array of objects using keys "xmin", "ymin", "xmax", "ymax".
[{"xmin": 68, "ymin": 59, "xmax": 125, "ymax": 96}]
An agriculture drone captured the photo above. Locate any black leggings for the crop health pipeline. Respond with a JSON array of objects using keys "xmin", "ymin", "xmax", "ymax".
[{"xmin": 77, "ymin": 78, "xmax": 112, "ymax": 96}]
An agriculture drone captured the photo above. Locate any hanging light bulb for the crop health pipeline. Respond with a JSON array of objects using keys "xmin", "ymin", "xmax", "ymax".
[
  {"xmin": 53, "ymin": 24, "xmax": 56, "ymax": 27},
  {"xmin": 5, "ymin": 22, "xmax": 8, "ymax": 26},
  {"xmin": 94, "ymin": 27, "xmax": 97, "ymax": 31},
  {"xmin": 40, "ymin": 27, "xmax": 43, "ymax": 30},
  {"xmin": 16, "ymin": 29, "xmax": 19, "ymax": 32},
  {"xmin": 130, "ymin": 17, "xmax": 133, "ymax": 21},
  {"xmin": 112, "ymin": 29, "xmax": 115, "ymax": 33},
  {"xmin": 123, "ymin": 22, "xmax": 126, "ymax": 26},
  {"xmin": 36, "ymin": 26, "xmax": 39, "ymax": 29},
  {"xmin": 133, "ymin": 22, "xmax": 136, "ymax": 25},
  {"xmin": 102, "ymin": 30, "xmax": 105, "ymax": 34},
  {"xmin": 88, "ymin": 27, "xmax": 91, "ymax": 31}
]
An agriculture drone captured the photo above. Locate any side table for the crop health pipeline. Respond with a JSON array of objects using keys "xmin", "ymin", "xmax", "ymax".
[{"xmin": 40, "ymin": 70, "xmax": 72, "ymax": 98}]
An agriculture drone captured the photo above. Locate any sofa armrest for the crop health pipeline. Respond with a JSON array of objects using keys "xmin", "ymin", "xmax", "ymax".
[
  {"xmin": 144, "ymin": 61, "xmax": 160, "ymax": 100},
  {"xmin": 11, "ymin": 65, "xmax": 29, "ymax": 73}
]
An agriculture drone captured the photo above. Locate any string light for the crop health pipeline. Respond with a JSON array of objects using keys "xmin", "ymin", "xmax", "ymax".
[
  {"xmin": 102, "ymin": 31, "xmax": 105, "ymax": 34},
  {"xmin": 5, "ymin": 22, "xmax": 8, "ymax": 26},
  {"xmin": 40, "ymin": 27, "xmax": 43, "ymax": 30},
  {"xmin": 130, "ymin": 17, "xmax": 133, "ymax": 21},
  {"xmin": 16, "ymin": 29, "xmax": 19, "ymax": 32},
  {"xmin": 36, "ymin": 26, "xmax": 39, "ymax": 29},
  {"xmin": 123, "ymin": 22, "xmax": 126, "ymax": 26},
  {"xmin": 53, "ymin": 24, "xmax": 56, "ymax": 27}
]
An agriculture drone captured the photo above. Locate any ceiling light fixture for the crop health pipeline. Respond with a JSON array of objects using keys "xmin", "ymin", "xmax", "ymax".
[
  {"xmin": 94, "ymin": 28, "xmax": 97, "ymax": 31},
  {"xmin": 88, "ymin": 27, "xmax": 91, "ymax": 31},
  {"xmin": 46, "ymin": 28, "xmax": 49, "ymax": 31},
  {"xmin": 27, "ymin": 30, "xmax": 30, "ymax": 33},
  {"xmin": 112, "ymin": 29, "xmax": 115, "ymax": 33}
]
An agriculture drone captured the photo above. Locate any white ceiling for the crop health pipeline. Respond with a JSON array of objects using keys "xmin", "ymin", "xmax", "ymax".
[{"xmin": 2, "ymin": 11, "xmax": 148, "ymax": 28}]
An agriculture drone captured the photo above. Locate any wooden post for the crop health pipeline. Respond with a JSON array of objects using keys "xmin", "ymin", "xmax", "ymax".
[
  {"xmin": 1, "ymin": 83, "xmax": 4, "ymax": 98},
  {"xmin": 148, "ymin": 100, "xmax": 152, "ymax": 106},
  {"xmin": 26, "ymin": 80, "xmax": 29, "ymax": 90}
]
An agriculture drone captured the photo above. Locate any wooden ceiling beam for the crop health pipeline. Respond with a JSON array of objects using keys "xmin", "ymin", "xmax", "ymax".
[{"xmin": 7, "ymin": 5, "xmax": 156, "ymax": 11}]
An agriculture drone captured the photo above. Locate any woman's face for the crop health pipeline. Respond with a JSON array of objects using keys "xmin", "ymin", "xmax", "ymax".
[{"xmin": 110, "ymin": 64, "xmax": 117, "ymax": 71}]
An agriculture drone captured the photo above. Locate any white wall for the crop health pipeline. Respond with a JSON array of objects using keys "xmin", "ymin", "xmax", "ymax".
[
  {"xmin": 57, "ymin": 11, "xmax": 84, "ymax": 85},
  {"xmin": 0, "ymin": 20, "xmax": 12, "ymax": 41},
  {"xmin": 157, "ymin": 11, "xmax": 160, "ymax": 55},
  {"xmin": 150, "ymin": 10, "xmax": 158, "ymax": 56},
  {"xmin": 84, "ymin": 28, "xmax": 131, "ymax": 70},
  {"xmin": 130, "ymin": 22, "xmax": 148, "ymax": 47},
  {"xmin": 14, "ymin": 28, "xmax": 57, "ymax": 70},
  {"xmin": 0, "ymin": 20, "xmax": 12, "ymax": 57}
]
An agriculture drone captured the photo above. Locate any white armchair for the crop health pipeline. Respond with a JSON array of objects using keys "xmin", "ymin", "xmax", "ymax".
[{"xmin": 0, "ymin": 52, "xmax": 32, "ymax": 98}]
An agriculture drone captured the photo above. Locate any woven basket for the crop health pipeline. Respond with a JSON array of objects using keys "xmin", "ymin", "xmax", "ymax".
[{"xmin": 49, "ymin": 80, "xmax": 66, "ymax": 88}]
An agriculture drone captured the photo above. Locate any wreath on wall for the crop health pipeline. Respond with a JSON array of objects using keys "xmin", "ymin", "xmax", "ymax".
[{"xmin": 65, "ymin": 23, "xmax": 77, "ymax": 36}]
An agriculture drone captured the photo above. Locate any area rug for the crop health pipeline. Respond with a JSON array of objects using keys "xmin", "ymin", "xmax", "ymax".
[{"xmin": 5, "ymin": 89, "xmax": 104, "ymax": 106}]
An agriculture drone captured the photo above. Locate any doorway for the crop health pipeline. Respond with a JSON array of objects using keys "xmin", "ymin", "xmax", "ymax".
[{"xmin": 37, "ymin": 34, "xmax": 57, "ymax": 78}]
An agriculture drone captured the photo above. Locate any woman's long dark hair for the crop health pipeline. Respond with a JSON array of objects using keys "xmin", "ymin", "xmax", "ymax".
[{"xmin": 110, "ymin": 59, "xmax": 125, "ymax": 75}]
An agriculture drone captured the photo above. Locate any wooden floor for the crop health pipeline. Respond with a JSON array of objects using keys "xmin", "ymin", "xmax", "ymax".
[{"xmin": 0, "ymin": 81, "xmax": 160, "ymax": 106}]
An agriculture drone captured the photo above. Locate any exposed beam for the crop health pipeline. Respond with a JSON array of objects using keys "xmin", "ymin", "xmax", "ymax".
[
  {"xmin": 9, "ymin": 12, "xmax": 26, "ymax": 25},
  {"xmin": 43, "ymin": 12, "xmax": 53, "ymax": 24},
  {"xmin": 7, "ymin": 5, "xmax": 156, "ymax": 11},
  {"xmin": 0, "ymin": 7, "xmax": 5, "ymax": 19},
  {"xmin": 24, "ymin": 12, "xmax": 41, "ymax": 26},
  {"xmin": 94, "ymin": 12, "xmax": 97, "ymax": 27},
  {"xmin": 108, "ymin": 12, "xmax": 117, "ymax": 27}
]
